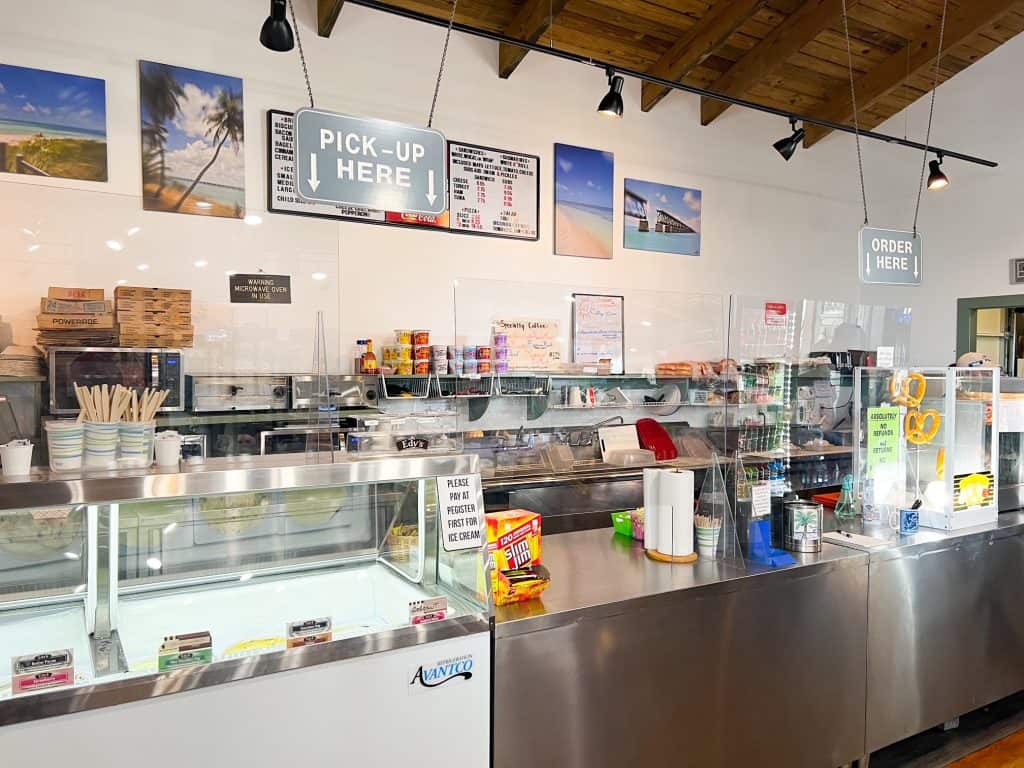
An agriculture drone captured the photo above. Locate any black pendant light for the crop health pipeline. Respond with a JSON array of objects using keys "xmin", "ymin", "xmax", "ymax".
[
  {"xmin": 260, "ymin": 0, "xmax": 295, "ymax": 52},
  {"xmin": 597, "ymin": 67, "xmax": 624, "ymax": 118},
  {"xmin": 927, "ymin": 154, "xmax": 950, "ymax": 190},
  {"xmin": 773, "ymin": 117, "xmax": 805, "ymax": 161}
]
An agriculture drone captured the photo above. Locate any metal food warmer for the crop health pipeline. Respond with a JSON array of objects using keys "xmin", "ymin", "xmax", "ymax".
[{"xmin": 0, "ymin": 455, "xmax": 491, "ymax": 768}]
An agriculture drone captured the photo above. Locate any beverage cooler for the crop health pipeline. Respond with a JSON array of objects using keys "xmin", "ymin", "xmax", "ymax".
[{"xmin": 0, "ymin": 455, "xmax": 491, "ymax": 767}]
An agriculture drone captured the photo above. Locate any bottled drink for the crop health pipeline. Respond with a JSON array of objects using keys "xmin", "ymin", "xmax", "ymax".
[{"xmin": 362, "ymin": 340, "xmax": 379, "ymax": 375}]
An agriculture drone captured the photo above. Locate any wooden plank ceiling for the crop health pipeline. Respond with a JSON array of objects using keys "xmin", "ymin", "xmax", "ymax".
[{"xmin": 318, "ymin": 0, "xmax": 1024, "ymax": 146}]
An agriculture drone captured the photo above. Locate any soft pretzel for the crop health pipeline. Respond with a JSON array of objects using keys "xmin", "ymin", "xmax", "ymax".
[
  {"xmin": 905, "ymin": 409, "xmax": 941, "ymax": 445},
  {"xmin": 889, "ymin": 372, "xmax": 927, "ymax": 408}
]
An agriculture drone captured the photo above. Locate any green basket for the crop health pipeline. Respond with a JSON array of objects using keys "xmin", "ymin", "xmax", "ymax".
[{"xmin": 610, "ymin": 510, "xmax": 633, "ymax": 538}]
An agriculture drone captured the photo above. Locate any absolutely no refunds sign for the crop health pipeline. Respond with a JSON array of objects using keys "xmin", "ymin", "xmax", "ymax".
[
  {"xmin": 294, "ymin": 108, "xmax": 447, "ymax": 216},
  {"xmin": 859, "ymin": 227, "xmax": 922, "ymax": 285}
]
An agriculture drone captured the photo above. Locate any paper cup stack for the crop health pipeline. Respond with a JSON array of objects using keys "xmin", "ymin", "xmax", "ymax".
[
  {"xmin": 119, "ymin": 422, "xmax": 156, "ymax": 468},
  {"xmin": 44, "ymin": 421, "xmax": 84, "ymax": 472}
]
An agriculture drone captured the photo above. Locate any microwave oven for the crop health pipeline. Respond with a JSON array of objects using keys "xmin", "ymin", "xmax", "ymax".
[{"xmin": 49, "ymin": 347, "xmax": 185, "ymax": 415}]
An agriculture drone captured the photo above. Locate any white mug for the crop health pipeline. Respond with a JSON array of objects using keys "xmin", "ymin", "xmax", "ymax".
[{"xmin": 154, "ymin": 432, "xmax": 183, "ymax": 468}]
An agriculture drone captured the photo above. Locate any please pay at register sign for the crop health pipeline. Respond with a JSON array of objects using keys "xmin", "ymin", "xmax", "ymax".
[{"xmin": 438, "ymin": 475, "xmax": 483, "ymax": 552}]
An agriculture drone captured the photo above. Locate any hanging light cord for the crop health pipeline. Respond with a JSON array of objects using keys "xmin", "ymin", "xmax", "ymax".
[
  {"xmin": 289, "ymin": 0, "xmax": 315, "ymax": 108},
  {"xmin": 841, "ymin": 0, "xmax": 869, "ymax": 226},
  {"xmin": 912, "ymin": 0, "xmax": 949, "ymax": 237},
  {"xmin": 427, "ymin": 0, "xmax": 460, "ymax": 128}
]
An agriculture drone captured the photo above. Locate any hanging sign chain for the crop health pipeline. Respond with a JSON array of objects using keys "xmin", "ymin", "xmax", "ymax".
[
  {"xmin": 289, "ymin": 0, "xmax": 315, "ymax": 108},
  {"xmin": 912, "ymin": 0, "xmax": 949, "ymax": 238},
  {"xmin": 841, "ymin": 0, "xmax": 869, "ymax": 226},
  {"xmin": 427, "ymin": 0, "xmax": 460, "ymax": 128}
]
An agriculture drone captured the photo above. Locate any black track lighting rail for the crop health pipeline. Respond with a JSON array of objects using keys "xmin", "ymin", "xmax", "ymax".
[{"xmin": 343, "ymin": 0, "xmax": 998, "ymax": 169}]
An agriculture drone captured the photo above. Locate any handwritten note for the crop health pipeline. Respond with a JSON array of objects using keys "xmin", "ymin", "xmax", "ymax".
[
  {"xmin": 572, "ymin": 294, "xmax": 624, "ymax": 373},
  {"xmin": 492, "ymin": 317, "xmax": 561, "ymax": 371}
]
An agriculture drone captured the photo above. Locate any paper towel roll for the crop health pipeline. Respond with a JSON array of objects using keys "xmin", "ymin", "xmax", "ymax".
[
  {"xmin": 658, "ymin": 470, "xmax": 694, "ymax": 557},
  {"xmin": 643, "ymin": 468, "xmax": 661, "ymax": 551}
]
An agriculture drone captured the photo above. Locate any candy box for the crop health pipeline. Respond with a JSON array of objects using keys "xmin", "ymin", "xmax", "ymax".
[
  {"xmin": 486, "ymin": 509, "xmax": 542, "ymax": 571},
  {"xmin": 485, "ymin": 509, "xmax": 550, "ymax": 605}
]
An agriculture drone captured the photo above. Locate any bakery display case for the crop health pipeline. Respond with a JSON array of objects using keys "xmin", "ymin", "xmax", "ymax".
[
  {"xmin": 0, "ymin": 454, "xmax": 491, "ymax": 736},
  {"xmin": 853, "ymin": 367, "xmax": 999, "ymax": 530}
]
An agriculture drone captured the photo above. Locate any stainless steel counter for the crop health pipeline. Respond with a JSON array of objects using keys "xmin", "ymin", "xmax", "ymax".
[
  {"xmin": 494, "ymin": 529, "xmax": 871, "ymax": 768},
  {"xmin": 496, "ymin": 527, "xmax": 866, "ymax": 636},
  {"xmin": 858, "ymin": 511, "xmax": 1024, "ymax": 752}
]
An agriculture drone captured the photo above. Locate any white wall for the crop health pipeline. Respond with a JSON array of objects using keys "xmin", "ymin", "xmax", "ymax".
[{"xmin": 1, "ymin": 0, "xmax": 1010, "ymax": 374}]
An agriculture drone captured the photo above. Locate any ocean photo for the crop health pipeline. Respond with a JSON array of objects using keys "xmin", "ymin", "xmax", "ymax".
[
  {"xmin": 0, "ymin": 63, "xmax": 107, "ymax": 181},
  {"xmin": 555, "ymin": 143, "xmax": 614, "ymax": 259},
  {"xmin": 623, "ymin": 179, "xmax": 701, "ymax": 256},
  {"xmin": 140, "ymin": 60, "xmax": 244, "ymax": 219}
]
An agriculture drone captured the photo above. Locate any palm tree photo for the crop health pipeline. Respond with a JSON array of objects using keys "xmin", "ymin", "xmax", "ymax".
[
  {"xmin": 138, "ymin": 61, "xmax": 245, "ymax": 219},
  {"xmin": 171, "ymin": 88, "xmax": 243, "ymax": 211}
]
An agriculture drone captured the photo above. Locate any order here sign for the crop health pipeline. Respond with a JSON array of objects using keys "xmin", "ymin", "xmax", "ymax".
[
  {"xmin": 294, "ymin": 108, "xmax": 447, "ymax": 216},
  {"xmin": 859, "ymin": 226, "xmax": 922, "ymax": 285}
]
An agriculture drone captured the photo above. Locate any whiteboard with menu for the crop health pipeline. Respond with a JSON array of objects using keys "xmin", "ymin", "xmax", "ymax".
[
  {"xmin": 572, "ymin": 293, "xmax": 624, "ymax": 374},
  {"xmin": 448, "ymin": 142, "xmax": 539, "ymax": 240}
]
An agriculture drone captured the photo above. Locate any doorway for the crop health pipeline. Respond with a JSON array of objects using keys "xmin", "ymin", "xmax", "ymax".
[{"xmin": 956, "ymin": 295, "xmax": 1024, "ymax": 375}]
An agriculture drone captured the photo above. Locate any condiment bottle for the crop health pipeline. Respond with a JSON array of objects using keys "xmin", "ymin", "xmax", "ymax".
[{"xmin": 362, "ymin": 340, "xmax": 379, "ymax": 374}]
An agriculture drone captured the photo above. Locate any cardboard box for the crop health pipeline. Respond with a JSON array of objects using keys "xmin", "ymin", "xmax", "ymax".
[
  {"xmin": 114, "ymin": 286, "xmax": 191, "ymax": 301},
  {"xmin": 116, "ymin": 312, "xmax": 192, "ymax": 328},
  {"xmin": 36, "ymin": 313, "xmax": 115, "ymax": 330},
  {"xmin": 41, "ymin": 298, "xmax": 111, "ymax": 314},
  {"xmin": 47, "ymin": 287, "xmax": 104, "ymax": 301},
  {"xmin": 115, "ymin": 298, "xmax": 191, "ymax": 313}
]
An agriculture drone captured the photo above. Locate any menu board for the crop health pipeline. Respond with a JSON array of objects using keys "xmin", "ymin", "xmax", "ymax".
[
  {"xmin": 572, "ymin": 293, "xmax": 624, "ymax": 374},
  {"xmin": 267, "ymin": 110, "xmax": 448, "ymax": 228},
  {"xmin": 492, "ymin": 318, "xmax": 561, "ymax": 371},
  {"xmin": 448, "ymin": 142, "xmax": 540, "ymax": 240}
]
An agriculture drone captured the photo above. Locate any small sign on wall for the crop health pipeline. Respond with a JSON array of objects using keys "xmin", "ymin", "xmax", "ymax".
[
  {"xmin": 229, "ymin": 273, "xmax": 292, "ymax": 304},
  {"xmin": 764, "ymin": 302, "xmax": 788, "ymax": 327},
  {"xmin": 1010, "ymin": 258, "xmax": 1024, "ymax": 284}
]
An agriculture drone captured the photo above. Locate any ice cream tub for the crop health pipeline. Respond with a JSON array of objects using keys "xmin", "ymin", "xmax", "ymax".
[
  {"xmin": 394, "ymin": 329, "xmax": 413, "ymax": 345},
  {"xmin": 413, "ymin": 345, "xmax": 432, "ymax": 361},
  {"xmin": 414, "ymin": 360, "xmax": 430, "ymax": 375},
  {"xmin": 413, "ymin": 330, "xmax": 431, "ymax": 346},
  {"xmin": 477, "ymin": 346, "xmax": 493, "ymax": 360}
]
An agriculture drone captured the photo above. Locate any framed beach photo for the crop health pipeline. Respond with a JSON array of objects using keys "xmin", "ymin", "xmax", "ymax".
[
  {"xmin": 623, "ymin": 179, "xmax": 701, "ymax": 256},
  {"xmin": 139, "ymin": 61, "xmax": 244, "ymax": 219},
  {"xmin": 554, "ymin": 143, "xmax": 613, "ymax": 259},
  {"xmin": 0, "ymin": 63, "xmax": 107, "ymax": 182}
]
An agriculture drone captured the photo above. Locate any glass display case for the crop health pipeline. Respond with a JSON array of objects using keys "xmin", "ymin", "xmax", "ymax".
[
  {"xmin": 0, "ymin": 454, "xmax": 489, "ymax": 718},
  {"xmin": 854, "ymin": 367, "xmax": 999, "ymax": 530}
]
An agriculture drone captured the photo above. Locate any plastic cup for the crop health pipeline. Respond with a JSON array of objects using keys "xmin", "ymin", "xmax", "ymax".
[
  {"xmin": 44, "ymin": 420, "xmax": 84, "ymax": 472},
  {"xmin": 0, "ymin": 441, "xmax": 33, "ymax": 476},
  {"xmin": 119, "ymin": 422, "xmax": 156, "ymax": 468},
  {"xmin": 84, "ymin": 421, "xmax": 120, "ymax": 469}
]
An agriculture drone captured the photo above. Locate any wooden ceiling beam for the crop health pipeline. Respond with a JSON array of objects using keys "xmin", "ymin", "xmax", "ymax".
[
  {"xmin": 641, "ymin": 0, "xmax": 767, "ymax": 112},
  {"xmin": 498, "ymin": 0, "xmax": 570, "ymax": 79},
  {"xmin": 804, "ymin": 0, "xmax": 1023, "ymax": 146},
  {"xmin": 318, "ymin": 0, "xmax": 346, "ymax": 38},
  {"xmin": 700, "ymin": 0, "xmax": 858, "ymax": 125}
]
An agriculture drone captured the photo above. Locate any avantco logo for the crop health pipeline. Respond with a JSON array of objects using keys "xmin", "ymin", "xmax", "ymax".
[{"xmin": 408, "ymin": 654, "xmax": 474, "ymax": 694}]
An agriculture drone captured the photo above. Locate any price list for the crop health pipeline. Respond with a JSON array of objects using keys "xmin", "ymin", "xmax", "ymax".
[
  {"xmin": 268, "ymin": 110, "xmax": 385, "ymax": 221},
  {"xmin": 448, "ymin": 142, "xmax": 539, "ymax": 240}
]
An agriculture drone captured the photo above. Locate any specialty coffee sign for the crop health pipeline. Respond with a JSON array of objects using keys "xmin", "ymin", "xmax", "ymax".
[
  {"xmin": 229, "ymin": 273, "xmax": 291, "ymax": 304},
  {"xmin": 295, "ymin": 108, "xmax": 447, "ymax": 215},
  {"xmin": 448, "ymin": 141, "xmax": 539, "ymax": 239},
  {"xmin": 860, "ymin": 227, "xmax": 922, "ymax": 285}
]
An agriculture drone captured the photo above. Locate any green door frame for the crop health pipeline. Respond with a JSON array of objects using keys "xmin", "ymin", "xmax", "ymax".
[{"xmin": 956, "ymin": 294, "xmax": 1024, "ymax": 359}]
